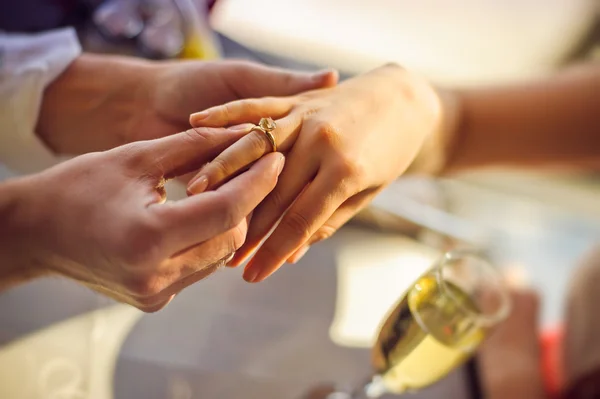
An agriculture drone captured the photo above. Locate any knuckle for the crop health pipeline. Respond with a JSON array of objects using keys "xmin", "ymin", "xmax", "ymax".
[
  {"xmin": 215, "ymin": 194, "xmax": 244, "ymax": 231},
  {"xmin": 281, "ymin": 211, "xmax": 312, "ymax": 241},
  {"xmin": 208, "ymin": 157, "xmax": 234, "ymax": 181},
  {"xmin": 326, "ymin": 161, "xmax": 365, "ymax": 198},
  {"xmin": 281, "ymin": 70, "xmax": 294, "ymax": 87},
  {"xmin": 262, "ymin": 96, "xmax": 278, "ymax": 104},
  {"xmin": 230, "ymin": 61, "xmax": 253, "ymax": 79},
  {"xmin": 230, "ymin": 223, "xmax": 248, "ymax": 251},
  {"xmin": 238, "ymin": 99, "xmax": 261, "ymax": 115},
  {"xmin": 119, "ymin": 217, "xmax": 165, "ymax": 267},
  {"xmin": 184, "ymin": 127, "xmax": 214, "ymax": 147},
  {"xmin": 312, "ymin": 225, "xmax": 337, "ymax": 243},
  {"xmin": 331, "ymin": 156, "xmax": 364, "ymax": 182},
  {"xmin": 120, "ymin": 142, "xmax": 153, "ymax": 170},
  {"xmin": 313, "ymin": 120, "xmax": 341, "ymax": 147},
  {"xmin": 221, "ymin": 103, "xmax": 235, "ymax": 122},
  {"xmin": 266, "ymin": 189, "xmax": 285, "ymax": 211}
]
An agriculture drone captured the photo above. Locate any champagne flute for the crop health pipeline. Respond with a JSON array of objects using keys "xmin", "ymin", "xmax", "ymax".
[{"xmin": 327, "ymin": 250, "xmax": 511, "ymax": 398}]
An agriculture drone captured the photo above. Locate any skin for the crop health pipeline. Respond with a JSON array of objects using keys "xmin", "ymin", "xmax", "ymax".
[
  {"xmin": 0, "ymin": 127, "xmax": 285, "ymax": 312},
  {"xmin": 36, "ymin": 53, "xmax": 338, "ymax": 155},
  {"xmin": 563, "ymin": 246, "xmax": 600, "ymax": 387},
  {"xmin": 448, "ymin": 62, "xmax": 600, "ymax": 172},
  {"xmin": 187, "ymin": 62, "xmax": 600, "ymax": 283},
  {"xmin": 478, "ymin": 289, "xmax": 546, "ymax": 399},
  {"xmin": 0, "ymin": 53, "xmax": 337, "ymax": 310}
]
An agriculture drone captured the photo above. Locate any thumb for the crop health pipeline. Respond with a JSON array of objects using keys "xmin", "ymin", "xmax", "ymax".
[
  {"xmin": 152, "ymin": 152, "xmax": 285, "ymax": 253},
  {"xmin": 230, "ymin": 63, "xmax": 338, "ymax": 97}
]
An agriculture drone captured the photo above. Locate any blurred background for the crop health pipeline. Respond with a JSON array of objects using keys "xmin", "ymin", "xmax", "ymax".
[{"xmin": 0, "ymin": 0, "xmax": 599, "ymax": 398}]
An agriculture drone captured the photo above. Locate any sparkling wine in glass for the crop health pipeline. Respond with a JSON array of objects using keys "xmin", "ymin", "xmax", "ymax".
[{"xmin": 329, "ymin": 250, "xmax": 511, "ymax": 398}]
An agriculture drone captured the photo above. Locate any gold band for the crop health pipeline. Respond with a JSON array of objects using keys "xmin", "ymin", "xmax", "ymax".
[
  {"xmin": 263, "ymin": 130, "xmax": 277, "ymax": 153},
  {"xmin": 251, "ymin": 117, "xmax": 277, "ymax": 153}
]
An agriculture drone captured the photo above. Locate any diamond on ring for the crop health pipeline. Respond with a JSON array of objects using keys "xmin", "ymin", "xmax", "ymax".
[
  {"xmin": 251, "ymin": 117, "xmax": 277, "ymax": 153},
  {"xmin": 259, "ymin": 117, "xmax": 276, "ymax": 131}
]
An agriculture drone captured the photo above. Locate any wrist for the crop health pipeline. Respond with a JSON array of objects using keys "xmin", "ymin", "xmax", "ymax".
[
  {"xmin": 0, "ymin": 178, "xmax": 42, "ymax": 288},
  {"xmin": 404, "ymin": 85, "xmax": 464, "ymax": 176},
  {"xmin": 36, "ymin": 53, "xmax": 155, "ymax": 154}
]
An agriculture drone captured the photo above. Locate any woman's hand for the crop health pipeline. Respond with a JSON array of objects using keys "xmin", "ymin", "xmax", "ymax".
[
  {"xmin": 0, "ymin": 125, "xmax": 284, "ymax": 311},
  {"xmin": 187, "ymin": 64, "xmax": 443, "ymax": 283}
]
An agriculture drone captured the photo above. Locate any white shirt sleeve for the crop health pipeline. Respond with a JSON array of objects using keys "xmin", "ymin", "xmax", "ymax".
[{"xmin": 0, "ymin": 28, "xmax": 81, "ymax": 175}]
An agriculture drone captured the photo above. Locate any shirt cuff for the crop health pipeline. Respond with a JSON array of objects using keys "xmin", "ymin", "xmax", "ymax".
[{"xmin": 0, "ymin": 28, "xmax": 81, "ymax": 175}]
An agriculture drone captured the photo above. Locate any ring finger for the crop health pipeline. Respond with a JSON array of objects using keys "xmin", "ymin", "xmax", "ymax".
[
  {"xmin": 228, "ymin": 142, "xmax": 320, "ymax": 267},
  {"xmin": 187, "ymin": 113, "xmax": 302, "ymax": 193}
]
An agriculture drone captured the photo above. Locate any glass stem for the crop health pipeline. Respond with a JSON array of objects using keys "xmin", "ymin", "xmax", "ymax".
[{"xmin": 348, "ymin": 376, "xmax": 390, "ymax": 398}]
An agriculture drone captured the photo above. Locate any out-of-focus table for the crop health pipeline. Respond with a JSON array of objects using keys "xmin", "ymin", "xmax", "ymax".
[{"xmin": 0, "ymin": 226, "xmax": 476, "ymax": 399}]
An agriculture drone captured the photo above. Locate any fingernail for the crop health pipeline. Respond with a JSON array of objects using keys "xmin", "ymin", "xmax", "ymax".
[
  {"xmin": 190, "ymin": 110, "xmax": 209, "ymax": 122},
  {"xmin": 276, "ymin": 155, "xmax": 285, "ymax": 175},
  {"xmin": 288, "ymin": 245, "xmax": 309, "ymax": 264},
  {"xmin": 243, "ymin": 261, "xmax": 260, "ymax": 283},
  {"xmin": 229, "ymin": 123, "xmax": 254, "ymax": 133},
  {"xmin": 187, "ymin": 176, "xmax": 208, "ymax": 194}
]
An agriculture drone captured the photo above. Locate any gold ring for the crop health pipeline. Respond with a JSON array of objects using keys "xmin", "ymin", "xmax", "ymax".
[{"xmin": 250, "ymin": 117, "xmax": 277, "ymax": 153}]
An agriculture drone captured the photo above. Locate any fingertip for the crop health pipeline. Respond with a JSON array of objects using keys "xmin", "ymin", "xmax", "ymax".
[
  {"xmin": 326, "ymin": 69, "xmax": 340, "ymax": 86},
  {"xmin": 253, "ymin": 266, "xmax": 281, "ymax": 283},
  {"xmin": 243, "ymin": 249, "xmax": 287, "ymax": 283},
  {"xmin": 254, "ymin": 152, "xmax": 285, "ymax": 180},
  {"xmin": 242, "ymin": 259, "xmax": 260, "ymax": 283},
  {"xmin": 187, "ymin": 176, "xmax": 209, "ymax": 195},
  {"xmin": 276, "ymin": 153, "xmax": 286, "ymax": 175},
  {"xmin": 312, "ymin": 68, "xmax": 339, "ymax": 88},
  {"xmin": 189, "ymin": 110, "xmax": 209, "ymax": 126}
]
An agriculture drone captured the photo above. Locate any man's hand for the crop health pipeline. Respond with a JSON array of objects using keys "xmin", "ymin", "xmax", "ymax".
[
  {"xmin": 0, "ymin": 125, "xmax": 284, "ymax": 312},
  {"xmin": 36, "ymin": 54, "xmax": 338, "ymax": 155}
]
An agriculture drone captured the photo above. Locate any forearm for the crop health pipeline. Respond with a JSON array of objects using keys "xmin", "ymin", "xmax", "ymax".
[
  {"xmin": 445, "ymin": 62, "xmax": 600, "ymax": 172},
  {"xmin": 36, "ymin": 53, "xmax": 154, "ymax": 154}
]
